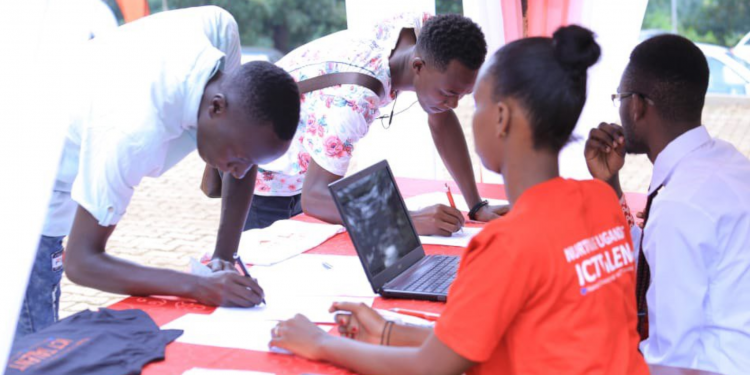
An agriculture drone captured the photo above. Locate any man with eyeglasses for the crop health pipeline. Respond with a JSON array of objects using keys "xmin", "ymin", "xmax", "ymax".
[{"xmin": 585, "ymin": 34, "xmax": 750, "ymax": 374}]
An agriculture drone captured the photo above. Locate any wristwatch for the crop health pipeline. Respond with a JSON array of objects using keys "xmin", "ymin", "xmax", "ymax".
[{"xmin": 468, "ymin": 200, "xmax": 489, "ymax": 221}]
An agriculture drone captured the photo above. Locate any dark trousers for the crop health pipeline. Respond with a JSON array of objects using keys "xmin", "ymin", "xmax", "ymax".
[{"xmin": 243, "ymin": 194, "xmax": 303, "ymax": 231}]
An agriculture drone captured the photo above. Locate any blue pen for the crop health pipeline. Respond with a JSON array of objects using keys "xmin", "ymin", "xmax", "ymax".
[{"xmin": 233, "ymin": 253, "xmax": 266, "ymax": 305}]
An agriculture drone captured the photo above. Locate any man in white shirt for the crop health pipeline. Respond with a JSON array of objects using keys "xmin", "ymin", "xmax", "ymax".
[
  {"xmin": 17, "ymin": 6, "xmax": 301, "ymax": 338},
  {"xmin": 585, "ymin": 34, "xmax": 750, "ymax": 374}
]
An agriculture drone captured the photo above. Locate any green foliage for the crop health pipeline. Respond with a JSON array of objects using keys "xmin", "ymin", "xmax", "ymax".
[
  {"xmin": 642, "ymin": 0, "xmax": 672, "ymax": 31},
  {"xmin": 144, "ymin": 0, "xmax": 346, "ymax": 53},
  {"xmin": 436, "ymin": 0, "xmax": 462, "ymax": 14},
  {"xmin": 111, "ymin": 0, "xmax": 466, "ymax": 53},
  {"xmin": 109, "ymin": 0, "xmax": 749, "ymax": 50},
  {"xmin": 643, "ymin": 0, "xmax": 750, "ymax": 47}
]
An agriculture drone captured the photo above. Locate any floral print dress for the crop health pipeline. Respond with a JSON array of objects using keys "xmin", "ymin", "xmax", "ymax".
[{"xmin": 255, "ymin": 12, "xmax": 431, "ymax": 196}]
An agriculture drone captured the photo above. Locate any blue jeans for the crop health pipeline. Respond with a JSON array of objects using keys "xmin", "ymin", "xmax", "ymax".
[
  {"xmin": 243, "ymin": 194, "xmax": 303, "ymax": 231},
  {"xmin": 15, "ymin": 235, "xmax": 65, "ymax": 339}
]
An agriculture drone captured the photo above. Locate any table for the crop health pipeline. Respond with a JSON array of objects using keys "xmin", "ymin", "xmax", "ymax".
[{"xmin": 109, "ymin": 178, "xmax": 647, "ymax": 375}]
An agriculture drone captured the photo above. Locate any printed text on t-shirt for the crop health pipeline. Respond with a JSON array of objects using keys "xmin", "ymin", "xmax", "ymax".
[{"xmin": 563, "ymin": 226, "xmax": 634, "ymax": 295}]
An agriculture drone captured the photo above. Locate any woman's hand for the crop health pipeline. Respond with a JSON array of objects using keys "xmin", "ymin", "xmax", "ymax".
[
  {"xmin": 269, "ymin": 314, "xmax": 329, "ymax": 360},
  {"xmin": 330, "ymin": 301, "xmax": 387, "ymax": 344}
]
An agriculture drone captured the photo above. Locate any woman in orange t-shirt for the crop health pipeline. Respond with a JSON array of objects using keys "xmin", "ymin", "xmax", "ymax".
[{"xmin": 268, "ymin": 25, "xmax": 649, "ymax": 375}]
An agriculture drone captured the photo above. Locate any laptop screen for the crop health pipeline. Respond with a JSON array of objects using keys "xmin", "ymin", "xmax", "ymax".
[{"xmin": 331, "ymin": 164, "xmax": 421, "ymax": 277}]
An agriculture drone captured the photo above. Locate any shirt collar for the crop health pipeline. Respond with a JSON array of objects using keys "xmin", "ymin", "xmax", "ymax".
[{"xmin": 649, "ymin": 125, "xmax": 711, "ymax": 194}]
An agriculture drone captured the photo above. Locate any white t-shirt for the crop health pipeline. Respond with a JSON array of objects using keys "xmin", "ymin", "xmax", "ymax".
[{"xmin": 42, "ymin": 6, "xmax": 241, "ymax": 236}]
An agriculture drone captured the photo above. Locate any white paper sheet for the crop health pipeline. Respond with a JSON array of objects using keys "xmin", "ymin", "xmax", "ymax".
[
  {"xmin": 418, "ymin": 226, "xmax": 483, "ymax": 248},
  {"xmin": 212, "ymin": 295, "xmax": 374, "ymax": 324},
  {"xmin": 250, "ymin": 254, "xmax": 377, "ymax": 298},
  {"xmin": 237, "ymin": 220, "xmax": 345, "ymax": 266},
  {"xmin": 375, "ymin": 309, "xmax": 435, "ymax": 327},
  {"xmin": 404, "ymin": 192, "xmax": 508, "ymax": 213},
  {"xmin": 190, "ymin": 257, "xmax": 212, "ymax": 276},
  {"xmin": 183, "ymin": 369, "xmax": 274, "ymax": 375},
  {"xmin": 162, "ymin": 314, "xmax": 286, "ymax": 353}
]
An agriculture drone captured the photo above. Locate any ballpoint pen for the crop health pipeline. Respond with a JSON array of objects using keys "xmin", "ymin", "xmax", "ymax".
[{"xmin": 233, "ymin": 253, "xmax": 266, "ymax": 305}]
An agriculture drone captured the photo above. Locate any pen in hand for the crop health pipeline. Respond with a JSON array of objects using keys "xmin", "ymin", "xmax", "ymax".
[
  {"xmin": 444, "ymin": 183, "xmax": 463, "ymax": 234},
  {"xmin": 233, "ymin": 253, "xmax": 266, "ymax": 305}
]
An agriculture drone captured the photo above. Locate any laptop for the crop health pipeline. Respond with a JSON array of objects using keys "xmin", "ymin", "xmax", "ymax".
[{"xmin": 329, "ymin": 160, "xmax": 459, "ymax": 302}]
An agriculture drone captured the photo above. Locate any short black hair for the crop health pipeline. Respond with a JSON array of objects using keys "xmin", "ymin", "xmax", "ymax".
[
  {"xmin": 626, "ymin": 34, "xmax": 709, "ymax": 123},
  {"xmin": 227, "ymin": 61, "xmax": 300, "ymax": 141},
  {"xmin": 417, "ymin": 14, "xmax": 487, "ymax": 71},
  {"xmin": 490, "ymin": 25, "xmax": 600, "ymax": 151}
]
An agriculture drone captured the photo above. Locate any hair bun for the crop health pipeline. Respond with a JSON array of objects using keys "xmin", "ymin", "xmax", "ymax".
[{"xmin": 552, "ymin": 25, "xmax": 601, "ymax": 73}]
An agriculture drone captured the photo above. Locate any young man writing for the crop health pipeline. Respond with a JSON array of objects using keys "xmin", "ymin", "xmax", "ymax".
[
  {"xmin": 212, "ymin": 13, "xmax": 507, "ymax": 269},
  {"xmin": 18, "ymin": 7, "xmax": 301, "ymax": 338}
]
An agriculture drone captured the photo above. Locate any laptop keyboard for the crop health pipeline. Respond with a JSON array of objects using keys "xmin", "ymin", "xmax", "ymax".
[{"xmin": 402, "ymin": 255, "xmax": 459, "ymax": 295}]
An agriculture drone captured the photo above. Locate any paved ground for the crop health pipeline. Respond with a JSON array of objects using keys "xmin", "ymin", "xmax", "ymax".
[{"xmin": 59, "ymin": 100, "xmax": 750, "ymax": 318}]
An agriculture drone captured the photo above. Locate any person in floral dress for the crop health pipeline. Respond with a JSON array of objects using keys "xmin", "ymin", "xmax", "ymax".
[{"xmin": 209, "ymin": 13, "xmax": 508, "ymax": 271}]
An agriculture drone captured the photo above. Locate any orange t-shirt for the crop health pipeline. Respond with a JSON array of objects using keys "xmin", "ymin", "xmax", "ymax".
[{"xmin": 435, "ymin": 178, "xmax": 648, "ymax": 375}]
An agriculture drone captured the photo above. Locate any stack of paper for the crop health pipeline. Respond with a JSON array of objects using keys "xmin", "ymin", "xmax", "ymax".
[
  {"xmin": 163, "ymin": 314, "xmax": 286, "ymax": 353},
  {"xmin": 250, "ymin": 254, "xmax": 377, "ymax": 298},
  {"xmin": 170, "ymin": 255, "xmax": 378, "ymax": 353},
  {"xmin": 212, "ymin": 295, "xmax": 374, "ymax": 324},
  {"xmin": 418, "ymin": 226, "xmax": 483, "ymax": 248},
  {"xmin": 163, "ymin": 312, "xmax": 334, "ymax": 354},
  {"xmin": 237, "ymin": 220, "xmax": 345, "ymax": 266}
]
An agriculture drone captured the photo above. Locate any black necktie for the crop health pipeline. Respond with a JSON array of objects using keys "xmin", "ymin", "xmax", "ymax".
[{"xmin": 636, "ymin": 185, "xmax": 662, "ymax": 341}]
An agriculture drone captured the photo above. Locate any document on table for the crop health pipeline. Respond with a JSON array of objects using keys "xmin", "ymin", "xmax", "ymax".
[
  {"xmin": 212, "ymin": 295, "xmax": 374, "ymax": 324},
  {"xmin": 375, "ymin": 309, "xmax": 435, "ymax": 327},
  {"xmin": 250, "ymin": 254, "xmax": 377, "ymax": 298},
  {"xmin": 190, "ymin": 258, "xmax": 212, "ymax": 276},
  {"xmin": 419, "ymin": 226, "xmax": 483, "ymax": 247},
  {"xmin": 405, "ymin": 192, "xmax": 508, "ymax": 213},
  {"xmin": 237, "ymin": 220, "xmax": 345, "ymax": 266},
  {"xmin": 162, "ymin": 314, "xmax": 286, "ymax": 353},
  {"xmin": 183, "ymin": 369, "xmax": 274, "ymax": 375}
]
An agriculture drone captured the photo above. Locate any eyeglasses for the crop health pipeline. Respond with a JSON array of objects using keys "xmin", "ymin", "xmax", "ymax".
[{"xmin": 611, "ymin": 92, "xmax": 655, "ymax": 108}]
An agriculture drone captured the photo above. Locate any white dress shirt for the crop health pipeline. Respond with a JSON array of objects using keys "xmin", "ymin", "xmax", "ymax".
[
  {"xmin": 42, "ymin": 6, "xmax": 240, "ymax": 236},
  {"xmin": 638, "ymin": 126, "xmax": 750, "ymax": 374}
]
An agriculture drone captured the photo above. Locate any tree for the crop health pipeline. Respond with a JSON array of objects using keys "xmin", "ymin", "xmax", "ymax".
[
  {"xmin": 108, "ymin": 0, "xmax": 467, "ymax": 52},
  {"xmin": 643, "ymin": 0, "xmax": 750, "ymax": 47},
  {"xmin": 436, "ymin": 0, "xmax": 462, "ymax": 14},
  {"xmin": 150, "ymin": 0, "xmax": 345, "ymax": 52}
]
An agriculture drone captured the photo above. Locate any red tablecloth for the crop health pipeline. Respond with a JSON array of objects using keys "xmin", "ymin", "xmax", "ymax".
[{"xmin": 109, "ymin": 178, "xmax": 646, "ymax": 375}]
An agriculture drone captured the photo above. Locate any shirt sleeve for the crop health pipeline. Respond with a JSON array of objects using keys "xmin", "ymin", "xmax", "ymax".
[
  {"xmin": 434, "ymin": 227, "xmax": 535, "ymax": 362},
  {"xmin": 301, "ymin": 88, "xmax": 378, "ymax": 176},
  {"xmin": 70, "ymin": 124, "xmax": 160, "ymax": 227},
  {"xmin": 87, "ymin": 0, "xmax": 118, "ymax": 39},
  {"xmin": 640, "ymin": 199, "xmax": 716, "ymax": 366}
]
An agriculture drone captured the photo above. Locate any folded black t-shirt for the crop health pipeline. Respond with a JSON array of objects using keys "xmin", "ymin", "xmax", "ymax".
[{"xmin": 5, "ymin": 308, "xmax": 182, "ymax": 375}]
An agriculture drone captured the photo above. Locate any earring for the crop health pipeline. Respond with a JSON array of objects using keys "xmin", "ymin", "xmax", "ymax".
[{"xmin": 499, "ymin": 131, "xmax": 507, "ymax": 138}]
